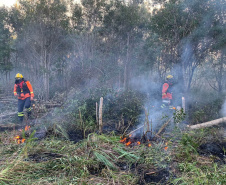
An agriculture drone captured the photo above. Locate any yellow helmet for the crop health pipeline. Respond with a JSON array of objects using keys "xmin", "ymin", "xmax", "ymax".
[
  {"xmin": 15, "ymin": 73, "xmax": 23, "ymax": 79},
  {"xmin": 166, "ymin": 75, "xmax": 173, "ymax": 79}
]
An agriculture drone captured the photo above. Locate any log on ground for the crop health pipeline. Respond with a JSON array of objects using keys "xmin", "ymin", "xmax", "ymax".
[{"xmin": 187, "ymin": 117, "xmax": 226, "ymax": 129}]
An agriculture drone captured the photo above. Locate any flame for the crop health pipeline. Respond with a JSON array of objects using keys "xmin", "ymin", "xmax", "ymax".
[
  {"xmin": 125, "ymin": 141, "xmax": 132, "ymax": 146},
  {"xmin": 129, "ymin": 134, "xmax": 132, "ymax": 137},
  {"xmin": 164, "ymin": 146, "xmax": 168, "ymax": 151},
  {"xmin": 14, "ymin": 135, "xmax": 26, "ymax": 144},
  {"xmin": 14, "ymin": 125, "xmax": 30, "ymax": 144},
  {"xmin": 120, "ymin": 137, "xmax": 126, "ymax": 143},
  {"xmin": 137, "ymin": 141, "xmax": 141, "ymax": 145},
  {"xmin": 14, "ymin": 136, "xmax": 20, "ymax": 139},
  {"xmin": 148, "ymin": 143, "xmax": 151, "ymax": 147},
  {"xmin": 25, "ymin": 125, "xmax": 30, "ymax": 131}
]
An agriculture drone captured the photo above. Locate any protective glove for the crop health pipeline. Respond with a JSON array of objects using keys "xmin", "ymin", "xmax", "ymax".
[{"xmin": 30, "ymin": 96, "xmax": 34, "ymax": 101}]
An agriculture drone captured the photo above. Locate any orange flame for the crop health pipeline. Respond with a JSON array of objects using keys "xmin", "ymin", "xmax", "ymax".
[
  {"xmin": 164, "ymin": 146, "xmax": 168, "ymax": 151},
  {"xmin": 148, "ymin": 143, "xmax": 151, "ymax": 147},
  {"xmin": 125, "ymin": 141, "xmax": 132, "ymax": 146},
  {"xmin": 129, "ymin": 134, "xmax": 132, "ymax": 138},
  {"xmin": 14, "ymin": 125, "xmax": 30, "ymax": 144},
  {"xmin": 120, "ymin": 137, "xmax": 126, "ymax": 143},
  {"xmin": 14, "ymin": 136, "xmax": 20, "ymax": 139},
  {"xmin": 25, "ymin": 125, "xmax": 30, "ymax": 131},
  {"xmin": 14, "ymin": 135, "xmax": 26, "ymax": 144},
  {"xmin": 137, "ymin": 141, "xmax": 141, "ymax": 145}
]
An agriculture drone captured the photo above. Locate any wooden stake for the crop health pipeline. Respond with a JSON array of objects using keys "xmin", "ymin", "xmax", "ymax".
[
  {"xmin": 99, "ymin": 97, "xmax": 103, "ymax": 134},
  {"xmin": 96, "ymin": 102, "xmax": 98, "ymax": 125}
]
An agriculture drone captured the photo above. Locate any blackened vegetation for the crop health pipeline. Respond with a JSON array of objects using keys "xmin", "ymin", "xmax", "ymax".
[
  {"xmin": 67, "ymin": 129, "xmax": 84, "ymax": 143},
  {"xmin": 26, "ymin": 152, "xmax": 63, "ymax": 163},
  {"xmin": 87, "ymin": 163, "xmax": 106, "ymax": 175},
  {"xmin": 199, "ymin": 142, "xmax": 226, "ymax": 163},
  {"xmin": 139, "ymin": 168, "xmax": 172, "ymax": 185}
]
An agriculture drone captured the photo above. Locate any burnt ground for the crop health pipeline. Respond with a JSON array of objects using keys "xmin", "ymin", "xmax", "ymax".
[
  {"xmin": 140, "ymin": 168, "xmax": 172, "ymax": 185},
  {"xmin": 199, "ymin": 142, "xmax": 226, "ymax": 163},
  {"xmin": 67, "ymin": 129, "xmax": 86, "ymax": 143},
  {"xmin": 26, "ymin": 152, "xmax": 64, "ymax": 162}
]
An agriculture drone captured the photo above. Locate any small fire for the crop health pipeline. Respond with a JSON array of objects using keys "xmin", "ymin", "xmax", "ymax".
[
  {"xmin": 148, "ymin": 143, "xmax": 152, "ymax": 147},
  {"xmin": 25, "ymin": 125, "xmax": 30, "ymax": 131},
  {"xmin": 129, "ymin": 134, "xmax": 132, "ymax": 137},
  {"xmin": 137, "ymin": 141, "xmax": 141, "ymax": 145},
  {"xmin": 120, "ymin": 137, "xmax": 126, "ymax": 143},
  {"xmin": 14, "ymin": 135, "xmax": 26, "ymax": 144},
  {"xmin": 14, "ymin": 125, "xmax": 30, "ymax": 144},
  {"xmin": 125, "ymin": 141, "xmax": 132, "ymax": 146},
  {"xmin": 164, "ymin": 142, "xmax": 168, "ymax": 151}
]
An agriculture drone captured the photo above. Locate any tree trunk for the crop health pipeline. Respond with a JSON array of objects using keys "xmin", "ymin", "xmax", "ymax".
[{"xmin": 124, "ymin": 34, "xmax": 130, "ymax": 91}]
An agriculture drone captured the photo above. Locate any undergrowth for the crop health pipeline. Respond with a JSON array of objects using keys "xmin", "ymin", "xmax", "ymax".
[{"xmin": 0, "ymin": 126, "xmax": 225, "ymax": 185}]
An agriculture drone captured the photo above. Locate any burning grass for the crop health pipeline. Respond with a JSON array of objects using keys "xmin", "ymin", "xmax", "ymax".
[{"xmin": 0, "ymin": 126, "xmax": 225, "ymax": 184}]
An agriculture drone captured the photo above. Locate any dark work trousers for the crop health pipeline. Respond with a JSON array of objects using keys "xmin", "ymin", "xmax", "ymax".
[{"xmin": 18, "ymin": 97, "xmax": 31, "ymax": 122}]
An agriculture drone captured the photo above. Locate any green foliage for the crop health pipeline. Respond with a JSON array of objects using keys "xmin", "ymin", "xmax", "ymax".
[
  {"xmin": 173, "ymin": 108, "xmax": 186, "ymax": 124},
  {"xmin": 173, "ymin": 162, "xmax": 226, "ymax": 185},
  {"xmin": 142, "ymin": 142, "xmax": 171, "ymax": 169},
  {"xmin": 176, "ymin": 133, "xmax": 199, "ymax": 161},
  {"xmin": 188, "ymin": 93, "xmax": 224, "ymax": 124},
  {"xmin": 0, "ymin": 7, "xmax": 13, "ymax": 74},
  {"xmin": 104, "ymin": 90, "xmax": 145, "ymax": 126}
]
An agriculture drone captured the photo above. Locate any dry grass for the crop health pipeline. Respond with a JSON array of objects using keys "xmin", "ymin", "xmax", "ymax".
[{"xmin": 0, "ymin": 126, "xmax": 225, "ymax": 185}]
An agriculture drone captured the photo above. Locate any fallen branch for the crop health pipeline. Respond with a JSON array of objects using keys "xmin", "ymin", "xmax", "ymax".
[
  {"xmin": 0, "ymin": 112, "xmax": 17, "ymax": 119},
  {"xmin": 155, "ymin": 116, "xmax": 173, "ymax": 136},
  {"xmin": 187, "ymin": 117, "xmax": 226, "ymax": 129}
]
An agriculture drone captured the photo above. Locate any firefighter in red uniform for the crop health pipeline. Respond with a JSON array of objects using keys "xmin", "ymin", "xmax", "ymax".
[
  {"xmin": 14, "ymin": 73, "xmax": 34, "ymax": 123},
  {"xmin": 161, "ymin": 75, "xmax": 174, "ymax": 108}
]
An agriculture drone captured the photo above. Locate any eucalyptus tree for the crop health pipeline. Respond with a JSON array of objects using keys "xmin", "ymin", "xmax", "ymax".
[
  {"xmin": 102, "ymin": 0, "xmax": 150, "ymax": 90},
  {"xmin": 150, "ymin": 0, "xmax": 225, "ymax": 93},
  {"xmin": 0, "ymin": 7, "xmax": 13, "ymax": 81},
  {"xmin": 205, "ymin": 0, "xmax": 226, "ymax": 95},
  {"xmin": 9, "ymin": 0, "xmax": 72, "ymax": 100}
]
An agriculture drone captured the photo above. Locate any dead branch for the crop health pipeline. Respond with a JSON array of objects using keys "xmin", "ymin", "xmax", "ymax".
[
  {"xmin": 187, "ymin": 117, "xmax": 226, "ymax": 129},
  {"xmin": 45, "ymin": 104, "xmax": 62, "ymax": 108},
  {"xmin": 127, "ymin": 124, "xmax": 145, "ymax": 136},
  {"xmin": 155, "ymin": 116, "xmax": 173, "ymax": 136},
  {"xmin": 0, "ymin": 112, "xmax": 17, "ymax": 119}
]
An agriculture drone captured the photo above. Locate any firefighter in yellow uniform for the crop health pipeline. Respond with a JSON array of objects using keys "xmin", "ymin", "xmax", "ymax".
[{"xmin": 14, "ymin": 73, "xmax": 34, "ymax": 123}]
